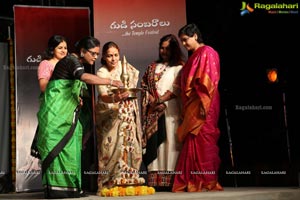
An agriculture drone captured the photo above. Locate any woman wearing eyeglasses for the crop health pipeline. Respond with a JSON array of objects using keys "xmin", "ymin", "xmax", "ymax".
[{"xmin": 36, "ymin": 36, "xmax": 123, "ymax": 199}]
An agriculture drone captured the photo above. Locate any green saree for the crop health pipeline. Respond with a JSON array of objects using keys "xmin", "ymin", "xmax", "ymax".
[{"xmin": 37, "ymin": 79, "xmax": 88, "ymax": 198}]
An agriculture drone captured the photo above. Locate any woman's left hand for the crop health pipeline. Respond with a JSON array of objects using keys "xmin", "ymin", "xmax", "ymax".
[{"xmin": 114, "ymin": 91, "xmax": 129, "ymax": 102}]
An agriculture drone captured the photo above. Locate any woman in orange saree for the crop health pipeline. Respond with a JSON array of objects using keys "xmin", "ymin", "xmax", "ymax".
[{"xmin": 172, "ymin": 23, "xmax": 223, "ymax": 192}]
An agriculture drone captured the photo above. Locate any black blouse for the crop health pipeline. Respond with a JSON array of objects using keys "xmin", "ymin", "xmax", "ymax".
[{"xmin": 51, "ymin": 54, "xmax": 85, "ymax": 80}]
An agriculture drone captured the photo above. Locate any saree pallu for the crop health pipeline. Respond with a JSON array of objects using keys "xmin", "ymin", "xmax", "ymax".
[{"xmin": 37, "ymin": 79, "xmax": 87, "ymax": 198}]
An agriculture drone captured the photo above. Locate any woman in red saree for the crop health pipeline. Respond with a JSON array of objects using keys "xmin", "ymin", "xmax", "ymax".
[{"xmin": 172, "ymin": 23, "xmax": 223, "ymax": 192}]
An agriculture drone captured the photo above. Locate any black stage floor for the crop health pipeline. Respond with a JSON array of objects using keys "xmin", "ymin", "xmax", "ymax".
[{"xmin": 0, "ymin": 187, "xmax": 300, "ymax": 200}]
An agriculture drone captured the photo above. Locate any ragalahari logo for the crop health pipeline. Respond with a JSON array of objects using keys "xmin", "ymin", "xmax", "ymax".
[
  {"xmin": 240, "ymin": 1, "xmax": 254, "ymax": 16},
  {"xmin": 240, "ymin": 2, "xmax": 298, "ymax": 15}
]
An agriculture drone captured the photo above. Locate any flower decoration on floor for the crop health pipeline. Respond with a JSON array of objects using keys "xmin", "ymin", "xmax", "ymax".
[{"xmin": 100, "ymin": 185, "xmax": 155, "ymax": 197}]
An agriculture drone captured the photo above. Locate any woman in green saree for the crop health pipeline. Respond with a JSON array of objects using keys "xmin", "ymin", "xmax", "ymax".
[{"xmin": 36, "ymin": 36, "xmax": 123, "ymax": 199}]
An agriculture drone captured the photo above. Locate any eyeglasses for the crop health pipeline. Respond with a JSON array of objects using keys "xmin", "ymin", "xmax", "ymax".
[{"xmin": 87, "ymin": 49, "xmax": 100, "ymax": 57}]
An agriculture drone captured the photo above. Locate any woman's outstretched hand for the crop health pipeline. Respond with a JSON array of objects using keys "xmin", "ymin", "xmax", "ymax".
[{"xmin": 112, "ymin": 80, "xmax": 124, "ymax": 88}]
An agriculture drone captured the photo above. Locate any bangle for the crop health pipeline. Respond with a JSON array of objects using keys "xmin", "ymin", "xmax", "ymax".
[
  {"xmin": 112, "ymin": 95, "xmax": 115, "ymax": 103},
  {"xmin": 110, "ymin": 79, "xmax": 113, "ymax": 86}
]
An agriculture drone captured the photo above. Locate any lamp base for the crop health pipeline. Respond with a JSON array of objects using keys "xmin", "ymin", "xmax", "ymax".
[{"xmin": 111, "ymin": 87, "xmax": 143, "ymax": 99}]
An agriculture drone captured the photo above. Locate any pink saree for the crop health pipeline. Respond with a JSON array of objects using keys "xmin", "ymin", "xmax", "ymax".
[{"xmin": 172, "ymin": 45, "xmax": 223, "ymax": 192}]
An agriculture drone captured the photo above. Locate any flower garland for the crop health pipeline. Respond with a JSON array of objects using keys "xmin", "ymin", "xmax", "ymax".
[
  {"xmin": 100, "ymin": 185, "xmax": 155, "ymax": 197},
  {"xmin": 99, "ymin": 100, "xmax": 154, "ymax": 197}
]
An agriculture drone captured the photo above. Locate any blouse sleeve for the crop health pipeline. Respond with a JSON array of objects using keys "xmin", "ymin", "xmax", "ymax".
[
  {"xmin": 172, "ymin": 65, "xmax": 183, "ymax": 96},
  {"xmin": 37, "ymin": 60, "xmax": 54, "ymax": 80},
  {"xmin": 68, "ymin": 55, "xmax": 85, "ymax": 79},
  {"xmin": 52, "ymin": 55, "xmax": 85, "ymax": 80},
  {"xmin": 96, "ymin": 67, "xmax": 110, "ymax": 95}
]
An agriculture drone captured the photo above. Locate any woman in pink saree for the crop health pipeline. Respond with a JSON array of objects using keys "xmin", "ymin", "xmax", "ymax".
[{"xmin": 172, "ymin": 23, "xmax": 223, "ymax": 192}]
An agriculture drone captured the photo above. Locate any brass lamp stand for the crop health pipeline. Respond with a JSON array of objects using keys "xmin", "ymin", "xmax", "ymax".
[{"xmin": 112, "ymin": 55, "xmax": 142, "ymax": 99}]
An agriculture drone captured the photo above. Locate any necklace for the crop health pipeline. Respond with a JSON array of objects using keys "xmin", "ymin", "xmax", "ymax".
[{"xmin": 154, "ymin": 64, "xmax": 167, "ymax": 81}]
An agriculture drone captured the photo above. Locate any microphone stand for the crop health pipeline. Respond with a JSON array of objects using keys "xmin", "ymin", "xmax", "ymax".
[
  {"xmin": 223, "ymin": 89, "xmax": 238, "ymax": 187},
  {"xmin": 282, "ymin": 91, "xmax": 291, "ymax": 166},
  {"xmin": 224, "ymin": 106, "xmax": 238, "ymax": 187}
]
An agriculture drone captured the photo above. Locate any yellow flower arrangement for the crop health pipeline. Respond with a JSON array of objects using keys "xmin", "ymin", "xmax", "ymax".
[
  {"xmin": 120, "ymin": 187, "xmax": 127, "ymax": 196},
  {"xmin": 100, "ymin": 185, "xmax": 156, "ymax": 197},
  {"xmin": 147, "ymin": 186, "xmax": 156, "ymax": 195},
  {"xmin": 125, "ymin": 186, "xmax": 135, "ymax": 196},
  {"xmin": 100, "ymin": 188, "xmax": 109, "ymax": 197}
]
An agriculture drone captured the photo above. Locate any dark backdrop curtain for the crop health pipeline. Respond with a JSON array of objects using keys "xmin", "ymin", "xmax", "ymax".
[{"xmin": 0, "ymin": 42, "xmax": 11, "ymax": 193}]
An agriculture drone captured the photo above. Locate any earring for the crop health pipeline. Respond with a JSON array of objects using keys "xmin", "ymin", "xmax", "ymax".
[{"xmin": 80, "ymin": 52, "xmax": 84, "ymax": 57}]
